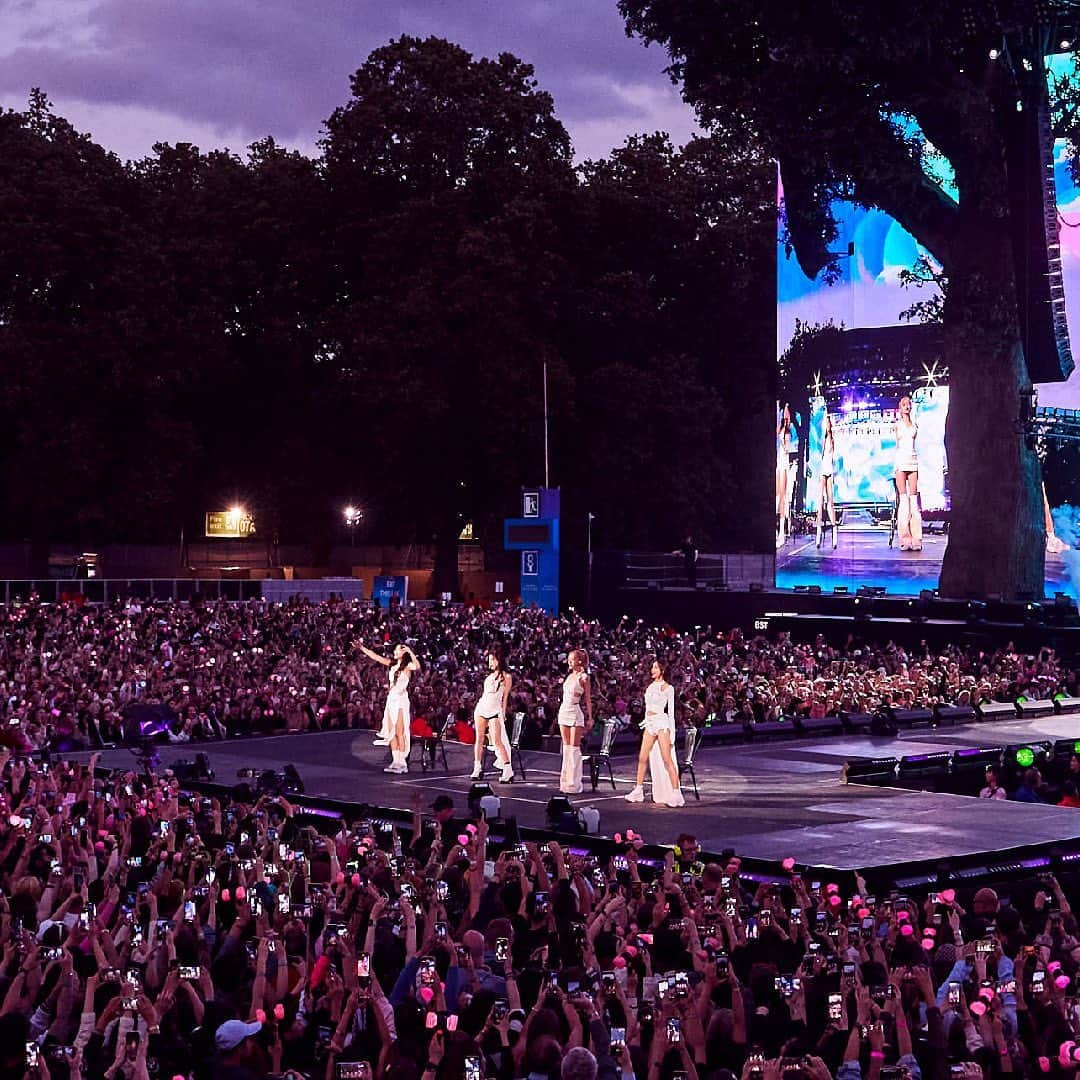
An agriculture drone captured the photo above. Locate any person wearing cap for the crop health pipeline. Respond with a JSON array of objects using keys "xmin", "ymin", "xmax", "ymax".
[{"xmin": 213, "ymin": 1018, "xmax": 265, "ymax": 1079}]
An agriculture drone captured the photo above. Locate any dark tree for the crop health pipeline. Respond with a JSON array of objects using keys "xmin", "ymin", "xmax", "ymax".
[
  {"xmin": 320, "ymin": 37, "xmax": 576, "ymax": 592},
  {"xmin": 620, "ymin": 0, "xmax": 1068, "ymax": 599}
]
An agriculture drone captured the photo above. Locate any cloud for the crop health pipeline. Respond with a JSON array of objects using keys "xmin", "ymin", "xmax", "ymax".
[{"xmin": 0, "ymin": 0, "xmax": 697, "ymax": 162}]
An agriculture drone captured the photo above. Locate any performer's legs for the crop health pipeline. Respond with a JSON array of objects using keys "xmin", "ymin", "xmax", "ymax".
[
  {"xmin": 471, "ymin": 715, "xmax": 487, "ymax": 779},
  {"xmin": 656, "ymin": 729, "xmax": 681, "ymax": 791},
  {"xmin": 385, "ymin": 707, "xmax": 408, "ymax": 772},
  {"xmin": 626, "ymin": 731, "xmax": 656, "ymax": 801},
  {"xmin": 826, "ymin": 476, "xmax": 838, "ymax": 548},
  {"xmin": 776, "ymin": 466, "xmax": 789, "ymax": 546},
  {"xmin": 559, "ymin": 724, "xmax": 573, "ymax": 791},
  {"xmin": 374, "ymin": 702, "xmax": 391, "ymax": 745},
  {"xmin": 907, "ymin": 474, "xmax": 922, "ymax": 551},
  {"xmin": 896, "ymin": 481, "xmax": 911, "ymax": 550},
  {"xmin": 816, "ymin": 476, "xmax": 825, "ymax": 548},
  {"xmin": 560, "ymin": 724, "xmax": 583, "ymax": 794},
  {"xmin": 490, "ymin": 716, "xmax": 513, "ymax": 781}
]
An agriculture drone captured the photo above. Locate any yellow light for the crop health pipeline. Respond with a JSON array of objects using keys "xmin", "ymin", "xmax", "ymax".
[{"xmin": 227, "ymin": 505, "xmax": 245, "ymax": 521}]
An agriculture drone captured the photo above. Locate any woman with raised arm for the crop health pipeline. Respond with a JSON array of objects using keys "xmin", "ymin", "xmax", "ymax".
[
  {"xmin": 471, "ymin": 648, "xmax": 514, "ymax": 783},
  {"xmin": 357, "ymin": 641, "xmax": 420, "ymax": 774},
  {"xmin": 625, "ymin": 658, "xmax": 684, "ymax": 807},
  {"xmin": 557, "ymin": 649, "xmax": 592, "ymax": 794}
]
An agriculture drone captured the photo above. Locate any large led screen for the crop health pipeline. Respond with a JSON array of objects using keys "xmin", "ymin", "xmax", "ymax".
[{"xmin": 776, "ymin": 90, "xmax": 1080, "ymax": 598}]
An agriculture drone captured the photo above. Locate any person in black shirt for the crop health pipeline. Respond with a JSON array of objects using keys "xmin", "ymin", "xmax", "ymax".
[{"xmin": 674, "ymin": 536, "xmax": 698, "ymax": 588}]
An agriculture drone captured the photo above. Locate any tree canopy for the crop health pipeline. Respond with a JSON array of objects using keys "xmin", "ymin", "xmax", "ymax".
[{"xmin": 0, "ymin": 36, "xmax": 774, "ymax": 586}]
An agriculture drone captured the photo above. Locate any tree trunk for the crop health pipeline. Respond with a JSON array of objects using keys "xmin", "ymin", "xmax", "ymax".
[{"xmin": 938, "ymin": 232, "xmax": 1044, "ymax": 600}]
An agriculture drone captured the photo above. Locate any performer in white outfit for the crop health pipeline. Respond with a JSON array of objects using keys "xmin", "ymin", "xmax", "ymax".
[
  {"xmin": 625, "ymin": 660, "xmax": 684, "ymax": 807},
  {"xmin": 816, "ymin": 411, "xmax": 838, "ymax": 551},
  {"xmin": 894, "ymin": 395, "xmax": 922, "ymax": 552},
  {"xmin": 357, "ymin": 641, "xmax": 420, "ymax": 774},
  {"xmin": 557, "ymin": 649, "xmax": 592, "ymax": 794},
  {"xmin": 471, "ymin": 649, "xmax": 514, "ymax": 783},
  {"xmin": 776, "ymin": 403, "xmax": 796, "ymax": 548}
]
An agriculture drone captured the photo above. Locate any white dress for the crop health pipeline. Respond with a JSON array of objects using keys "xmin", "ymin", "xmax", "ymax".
[
  {"xmin": 558, "ymin": 672, "xmax": 587, "ymax": 728},
  {"xmin": 645, "ymin": 681, "xmax": 678, "ymax": 804},
  {"xmin": 384, "ymin": 666, "xmax": 412, "ymax": 751},
  {"xmin": 474, "ymin": 671, "xmax": 508, "ymax": 751},
  {"xmin": 474, "ymin": 671, "xmax": 505, "ymax": 720}
]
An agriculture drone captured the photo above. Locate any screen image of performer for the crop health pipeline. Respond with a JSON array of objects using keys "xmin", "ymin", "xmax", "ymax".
[
  {"xmin": 776, "ymin": 403, "xmax": 796, "ymax": 547},
  {"xmin": 895, "ymin": 395, "xmax": 922, "ymax": 552},
  {"xmin": 557, "ymin": 649, "xmax": 592, "ymax": 794},
  {"xmin": 625, "ymin": 659, "xmax": 684, "ymax": 807},
  {"xmin": 357, "ymin": 641, "xmax": 420, "ymax": 774},
  {"xmin": 816, "ymin": 410, "xmax": 838, "ymax": 550},
  {"xmin": 471, "ymin": 648, "xmax": 514, "ymax": 783}
]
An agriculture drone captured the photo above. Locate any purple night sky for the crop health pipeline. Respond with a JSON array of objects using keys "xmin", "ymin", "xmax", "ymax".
[{"xmin": 0, "ymin": 0, "xmax": 698, "ymax": 162}]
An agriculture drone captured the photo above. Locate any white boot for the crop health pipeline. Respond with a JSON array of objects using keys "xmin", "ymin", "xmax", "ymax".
[
  {"xmin": 909, "ymin": 494, "xmax": 923, "ymax": 551},
  {"xmin": 569, "ymin": 747, "xmax": 584, "ymax": 793},
  {"xmin": 665, "ymin": 787, "xmax": 685, "ymax": 808},
  {"xmin": 384, "ymin": 750, "xmax": 407, "ymax": 774},
  {"xmin": 561, "ymin": 745, "xmax": 583, "ymax": 794},
  {"xmin": 470, "ymin": 760, "xmax": 482, "ymax": 780},
  {"xmin": 499, "ymin": 761, "xmax": 514, "ymax": 783},
  {"xmin": 625, "ymin": 785, "xmax": 645, "ymax": 803},
  {"xmin": 897, "ymin": 494, "xmax": 911, "ymax": 551}
]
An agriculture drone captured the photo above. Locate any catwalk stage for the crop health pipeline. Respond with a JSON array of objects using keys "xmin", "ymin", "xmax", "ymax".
[{"xmin": 78, "ymin": 711, "xmax": 1080, "ymax": 875}]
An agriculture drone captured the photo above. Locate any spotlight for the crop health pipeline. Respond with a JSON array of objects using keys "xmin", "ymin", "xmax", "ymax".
[
  {"xmin": 1062, "ymin": 40, "xmax": 1072, "ymax": 50},
  {"xmin": 989, "ymin": 47, "xmax": 1000, "ymax": 59}
]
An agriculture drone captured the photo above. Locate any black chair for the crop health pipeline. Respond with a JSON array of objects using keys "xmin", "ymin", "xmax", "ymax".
[
  {"xmin": 678, "ymin": 726, "xmax": 701, "ymax": 800},
  {"xmin": 509, "ymin": 711, "xmax": 528, "ymax": 782},
  {"xmin": 588, "ymin": 719, "xmax": 619, "ymax": 792}
]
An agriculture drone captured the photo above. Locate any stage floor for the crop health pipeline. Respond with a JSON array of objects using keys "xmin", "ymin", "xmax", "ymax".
[
  {"xmin": 775, "ymin": 524, "xmax": 1073, "ymax": 596},
  {"xmin": 79, "ymin": 713, "xmax": 1080, "ymax": 872}
]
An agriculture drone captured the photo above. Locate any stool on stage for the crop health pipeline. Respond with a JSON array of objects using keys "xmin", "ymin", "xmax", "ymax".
[
  {"xmin": 587, "ymin": 720, "xmax": 618, "ymax": 792},
  {"xmin": 678, "ymin": 726, "xmax": 701, "ymax": 801}
]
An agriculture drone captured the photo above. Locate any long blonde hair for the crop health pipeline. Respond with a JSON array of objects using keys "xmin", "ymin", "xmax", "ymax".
[{"xmin": 569, "ymin": 649, "xmax": 589, "ymax": 671}]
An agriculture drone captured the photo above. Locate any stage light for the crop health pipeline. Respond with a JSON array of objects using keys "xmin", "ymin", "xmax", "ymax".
[
  {"xmin": 1015, "ymin": 746, "xmax": 1035, "ymax": 768},
  {"xmin": 989, "ymin": 47, "xmax": 1000, "ymax": 59},
  {"xmin": 1062, "ymin": 40, "xmax": 1072, "ymax": 50}
]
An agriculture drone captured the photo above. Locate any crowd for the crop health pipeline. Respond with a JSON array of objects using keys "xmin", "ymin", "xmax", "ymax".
[
  {"xmin": 0, "ymin": 747, "xmax": 1079, "ymax": 1079},
  {"xmin": 0, "ymin": 597, "xmax": 1077, "ymax": 756}
]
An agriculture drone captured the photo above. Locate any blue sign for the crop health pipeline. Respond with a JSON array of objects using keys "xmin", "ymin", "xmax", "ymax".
[
  {"xmin": 505, "ymin": 486, "xmax": 560, "ymax": 614},
  {"xmin": 373, "ymin": 575, "xmax": 408, "ymax": 607}
]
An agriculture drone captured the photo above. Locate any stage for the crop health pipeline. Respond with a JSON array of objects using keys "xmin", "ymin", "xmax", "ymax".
[
  {"xmin": 76, "ymin": 713, "xmax": 1080, "ymax": 875},
  {"xmin": 776, "ymin": 522, "xmax": 1073, "ymax": 596}
]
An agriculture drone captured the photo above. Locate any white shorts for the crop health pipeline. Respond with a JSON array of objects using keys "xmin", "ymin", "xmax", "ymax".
[
  {"xmin": 643, "ymin": 716, "xmax": 673, "ymax": 737},
  {"xmin": 558, "ymin": 707, "xmax": 585, "ymax": 728}
]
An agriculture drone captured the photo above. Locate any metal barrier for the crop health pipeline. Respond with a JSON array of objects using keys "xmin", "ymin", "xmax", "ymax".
[
  {"xmin": 623, "ymin": 552, "xmax": 774, "ymax": 590},
  {"xmin": 0, "ymin": 579, "xmax": 379, "ymax": 605}
]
